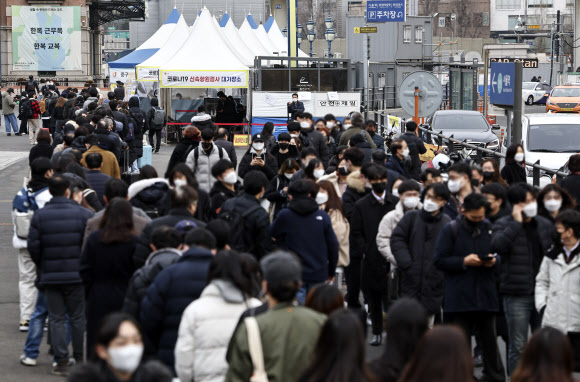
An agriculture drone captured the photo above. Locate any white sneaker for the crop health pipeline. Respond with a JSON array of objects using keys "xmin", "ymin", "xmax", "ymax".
[{"xmin": 20, "ymin": 354, "xmax": 37, "ymax": 366}]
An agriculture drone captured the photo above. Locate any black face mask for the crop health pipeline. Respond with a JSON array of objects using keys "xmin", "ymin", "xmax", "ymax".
[
  {"xmin": 279, "ymin": 142, "xmax": 289, "ymax": 150},
  {"xmin": 368, "ymin": 130, "xmax": 376, "ymax": 137},
  {"xmin": 464, "ymin": 217, "xmax": 482, "ymax": 233},
  {"xmin": 371, "ymin": 182, "xmax": 387, "ymax": 195},
  {"xmin": 202, "ymin": 142, "xmax": 212, "ymax": 150},
  {"xmin": 483, "ymin": 171, "xmax": 494, "ymax": 181},
  {"xmin": 471, "ymin": 179, "xmax": 480, "ymax": 188},
  {"xmin": 338, "ymin": 166, "xmax": 349, "ymax": 176}
]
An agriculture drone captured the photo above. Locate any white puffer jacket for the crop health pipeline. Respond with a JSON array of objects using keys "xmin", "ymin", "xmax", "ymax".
[
  {"xmin": 535, "ymin": 246, "xmax": 580, "ymax": 334},
  {"xmin": 185, "ymin": 142, "xmax": 230, "ymax": 194},
  {"xmin": 175, "ymin": 279, "xmax": 261, "ymax": 382},
  {"xmin": 376, "ymin": 201, "xmax": 421, "ymax": 266}
]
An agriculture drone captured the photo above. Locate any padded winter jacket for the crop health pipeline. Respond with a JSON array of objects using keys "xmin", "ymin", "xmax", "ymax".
[
  {"xmin": 128, "ymin": 178, "xmax": 170, "ymax": 219},
  {"xmin": 185, "ymin": 143, "xmax": 230, "ymax": 194}
]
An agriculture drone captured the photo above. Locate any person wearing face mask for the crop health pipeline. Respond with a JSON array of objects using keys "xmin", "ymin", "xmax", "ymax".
[
  {"xmin": 561, "ymin": 154, "xmax": 580, "ymax": 209},
  {"xmin": 270, "ymin": 132, "xmax": 299, "ymax": 168},
  {"xmin": 287, "ymin": 93, "xmax": 305, "ymax": 120},
  {"xmin": 443, "ymin": 163, "xmax": 477, "ymax": 220},
  {"xmin": 304, "ymin": 158, "xmax": 326, "ymax": 182},
  {"xmin": 324, "ymin": 113, "xmax": 340, "ymax": 141},
  {"xmin": 237, "ymin": 133, "xmax": 279, "ymax": 180},
  {"xmin": 260, "ymin": 122, "xmax": 277, "ymax": 153},
  {"xmin": 270, "ymin": 179, "xmax": 339, "ymax": 304},
  {"xmin": 68, "ymin": 312, "xmax": 172, "ymax": 382},
  {"xmin": 297, "ymin": 112, "xmax": 330, "ymax": 167},
  {"xmin": 209, "ymin": 159, "xmax": 240, "ymax": 218},
  {"xmin": 349, "ymin": 133, "xmax": 374, "ymax": 164},
  {"xmin": 481, "ymin": 183, "xmax": 511, "ymax": 223},
  {"xmin": 266, "ymin": 159, "xmax": 301, "ymax": 220},
  {"xmin": 365, "ymin": 120, "xmax": 385, "ymax": 151},
  {"xmin": 318, "ymin": 157, "xmax": 349, "ymax": 197},
  {"xmin": 386, "ymin": 139, "xmax": 411, "ymax": 179},
  {"xmin": 537, "ymin": 184, "xmax": 577, "ymax": 223},
  {"xmin": 350, "ymin": 164, "xmax": 398, "ymax": 345},
  {"xmin": 400, "ymin": 121, "xmax": 427, "ymax": 181},
  {"xmin": 481, "ymin": 158, "xmax": 508, "ymax": 187},
  {"xmin": 318, "ymin": 180, "xmax": 350, "ymax": 274},
  {"xmin": 491, "ymin": 183, "xmax": 554, "ymax": 375},
  {"xmin": 471, "ymin": 166, "xmax": 484, "ymax": 189},
  {"xmin": 317, "ymin": 126, "xmax": 338, "ymax": 162},
  {"xmin": 388, "ymin": 183, "xmax": 450, "ymax": 326},
  {"xmin": 185, "ymin": 128, "xmax": 230, "ymax": 194},
  {"xmin": 434, "ymin": 193, "xmax": 506, "ymax": 382},
  {"xmin": 166, "ymin": 164, "xmax": 211, "ymax": 224},
  {"xmin": 286, "ymin": 121, "xmax": 311, "ymax": 152},
  {"xmin": 341, "ymin": 148, "xmax": 370, "ymax": 222},
  {"xmin": 535, "ymin": 210, "xmax": 580, "ymax": 334},
  {"xmin": 501, "ymin": 144, "xmax": 527, "ymax": 185},
  {"xmin": 338, "ymin": 112, "xmax": 376, "ymax": 149}
]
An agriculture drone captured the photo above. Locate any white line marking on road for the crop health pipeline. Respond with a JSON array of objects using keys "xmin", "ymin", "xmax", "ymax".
[{"xmin": 0, "ymin": 151, "xmax": 28, "ymax": 172}]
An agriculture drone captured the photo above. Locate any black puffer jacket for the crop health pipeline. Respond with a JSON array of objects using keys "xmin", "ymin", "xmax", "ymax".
[
  {"xmin": 237, "ymin": 151, "xmax": 279, "ymax": 180},
  {"xmin": 27, "ymin": 197, "xmax": 94, "ymax": 286},
  {"xmin": 122, "ymin": 248, "xmax": 182, "ymax": 319},
  {"xmin": 391, "ymin": 210, "xmax": 452, "ymax": 314},
  {"xmin": 165, "ymin": 138, "xmax": 198, "ymax": 178},
  {"xmin": 265, "ymin": 173, "xmax": 291, "ymax": 219},
  {"xmin": 301, "ymin": 128, "xmax": 330, "ymax": 167},
  {"xmin": 128, "ymin": 178, "xmax": 170, "ymax": 219},
  {"xmin": 128, "ymin": 97, "xmax": 145, "ymax": 159},
  {"xmin": 400, "ymin": 132, "xmax": 427, "ymax": 181},
  {"xmin": 209, "ymin": 181, "xmax": 239, "ymax": 218},
  {"xmin": 491, "ymin": 215, "xmax": 554, "ymax": 295}
]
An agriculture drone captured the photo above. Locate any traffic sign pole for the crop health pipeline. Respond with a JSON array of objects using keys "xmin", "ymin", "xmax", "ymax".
[
  {"xmin": 512, "ymin": 62, "xmax": 523, "ymax": 145},
  {"xmin": 413, "ymin": 87, "xmax": 419, "ymax": 125}
]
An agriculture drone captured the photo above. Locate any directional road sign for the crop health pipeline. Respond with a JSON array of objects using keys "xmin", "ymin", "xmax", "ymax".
[
  {"xmin": 354, "ymin": 27, "xmax": 378, "ymax": 34},
  {"xmin": 366, "ymin": 0, "xmax": 405, "ymax": 23},
  {"xmin": 490, "ymin": 62, "xmax": 515, "ymax": 106}
]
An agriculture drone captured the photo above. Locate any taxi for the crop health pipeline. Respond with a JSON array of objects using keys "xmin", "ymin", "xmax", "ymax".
[{"xmin": 545, "ymin": 85, "xmax": 580, "ymax": 113}]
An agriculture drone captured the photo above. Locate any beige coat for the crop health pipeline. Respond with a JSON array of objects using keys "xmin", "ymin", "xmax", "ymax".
[
  {"xmin": 376, "ymin": 200, "xmax": 422, "ymax": 266},
  {"xmin": 329, "ymin": 208, "xmax": 350, "ymax": 266}
]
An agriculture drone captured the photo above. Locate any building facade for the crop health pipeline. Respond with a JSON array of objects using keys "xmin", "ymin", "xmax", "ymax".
[{"xmin": 418, "ymin": 0, "xmax": 491, "ymax": 39}]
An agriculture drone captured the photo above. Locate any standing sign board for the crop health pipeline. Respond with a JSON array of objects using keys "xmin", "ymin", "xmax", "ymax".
[
  {"xmin": 366, "ymin": 0, "xmax": 406, "ymax": 23},
  {"xmin": 490, "ymin": 63, "xmax": 515, "ymax": 106},
  {"xmin": 11, "ymin": 6, "xmax": 82, "ymax": 71}
]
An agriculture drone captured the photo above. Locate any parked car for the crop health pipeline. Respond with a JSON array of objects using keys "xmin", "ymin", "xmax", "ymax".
[
  {"xmin": 521, "ymin": 113, "xmax": 580, "ymax": 186},
  {"xmin": 545, "ymin": 85, "xmax": 580, "ymax": 113},
  {"xmin": 522, "ymin": 82, "xmax": 551, "ymax": 105},
  {"xmin": 422, "ymin": 110, "xmax": 502, "ymax": 158}
]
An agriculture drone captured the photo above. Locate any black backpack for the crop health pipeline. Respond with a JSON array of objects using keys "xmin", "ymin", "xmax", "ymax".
[
  {"xmin": 68, "ymin": 105, "xmax": 81, "ymax": 120},
  {"xmin": 25, "ymin": 80, "xmax": 35, "ymax": 93},
  {"xmin": 130, "ymin": 109, "xmax": 145, "ymax": 135},
  {"xmin": 21, "ymin": 99, "xmax": 33, "ymax": 119},
  {"xmin": 219, "ymin": 198, "xmax": 262, "ymax": 252}
]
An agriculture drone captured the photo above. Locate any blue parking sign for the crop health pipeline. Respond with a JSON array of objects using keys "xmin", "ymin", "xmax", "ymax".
[{"xmin": 367, "ymin": 0, "xmax": 406, "ymax": 23}]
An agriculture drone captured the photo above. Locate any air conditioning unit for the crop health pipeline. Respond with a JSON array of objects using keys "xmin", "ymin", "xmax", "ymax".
[{"xmin": 334, "ymin": 52, "xmax": 342, "ymax": 58}]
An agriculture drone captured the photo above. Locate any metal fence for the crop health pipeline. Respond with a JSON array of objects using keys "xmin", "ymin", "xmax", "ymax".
[{"xmin": 373, "ymin": 111, "xmax": 569, "ymax": 187}]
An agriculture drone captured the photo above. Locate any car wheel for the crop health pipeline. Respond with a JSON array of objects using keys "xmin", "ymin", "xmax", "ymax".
[{"xmin": 527, "ymin": 95, "xmax": 533, "ymax": 105}]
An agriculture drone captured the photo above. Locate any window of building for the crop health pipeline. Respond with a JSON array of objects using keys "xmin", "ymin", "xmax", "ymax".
[
  {"xmin": 415, "ymin": 26, "xmax": 423, "ymax": 43},
  {"xmin": 496, "ymin": 0, "xmax": 521, "ymax": 10},
  {"xmin": 566, "ymin": 0, "xmax": 574, "ymax": 6},
  {"xmin": 403, "ymin": 25, "xmax": 411, "ymax": 43},
  {"xmin": 528, "ymin": 0, "xmax": 553, "ymax": 7},
  {"xmin": 508, "ymin": 15, "xmax": 524, "ymax": 29}
]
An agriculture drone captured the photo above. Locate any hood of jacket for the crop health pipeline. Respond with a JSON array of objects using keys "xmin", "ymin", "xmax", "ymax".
[
  {"xmin": 346, "ymin": 170, "xmax": 366, "ymax": 193},
  {"xmin": 128, "ymin": 178, "xmax": 169, "ymax": 200},
  {"xmin": 354, "ymin": 141, "xmax": 372, "ymax": 149},
  {"xmin": 27, "ymin": 176, "xmax": 49, "ymax": 193},
  {"xmin": 145, "ymin": 247, "xmax": 182, "ymax": 267},
  {"xmin": 2, "ymin": 91, "xmax": 10, "ymax": 99},
  {"xmin": 71, "ymin": 137, "xmax": 86, "ymax": 150},
  {"xmin": 128, "ymin": 96, "xmax": 139, "ymax": 108},
  {"xmin": 63, "ymin": 172, "xmax": 90, "ymax": 190},
  {"xmin": 191, "ymin": 113, "xmax": 212, "ymax": 122},
  {"xmin": 288, "ymin": 197, "xmax": 319, "ymax": 216},
  {"xmin": 203, "ymin": 279, "xmax": 246, "ymax": 303}
]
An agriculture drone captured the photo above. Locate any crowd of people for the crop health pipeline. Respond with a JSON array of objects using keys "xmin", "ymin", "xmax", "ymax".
[{"xmin": 7, "ymin": 83, "xmax": 580, "ymax": 382}]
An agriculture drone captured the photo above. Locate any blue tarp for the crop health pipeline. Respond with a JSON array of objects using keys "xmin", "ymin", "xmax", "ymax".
[
  {"xmin": 219, "ymin": 13, "xmax": 230, "ymax": 27},
  {"xmin": 108, "ymin": 48, "xmax": 159, "ymax": 68},
  {"xmin": 264, "ymin": 16, "xmax": 274, "ymax": 32}
]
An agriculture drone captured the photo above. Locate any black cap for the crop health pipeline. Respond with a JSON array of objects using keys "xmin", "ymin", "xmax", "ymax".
[
  {"xmin": 116, "ymin": 80, "xmax": 124, "ymax": 85},
  {"xmin": 278, "ymin": 132, "xmax": 291, "ymax": 141},
  {"xmin": 7, "ymin": 88, "xmax": 14, "ymax": 94},
  {"xmin": 252, "ymin": 133, "xmax": 265, "ymax": 142},
  {"xmin": 260, "ymin": 252, "xmax": 302, "ymax": 287}
]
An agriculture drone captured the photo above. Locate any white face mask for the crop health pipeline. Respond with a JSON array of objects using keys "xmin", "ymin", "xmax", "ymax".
[
  {"xmin": 423, "ymin": 198, "xmax": 440, "ymax": 213},
  {"xmin": 108, "ymin": 344, "xmax": 143, "ymax": 374},
  {"xmin": 402, "ymin": 148, "xmax": 410, "ymax": 158},
  {"xmin": 316, "ymin": 192, "xmax": 329, "ymax": 205},
  {"xmin": 293, "ymin": 98, "xmax": 298, "ymax": 102},
  {"xmin": 514, "ymin": 153, "xmax": 525, "ymax": 162},
  {"xmin": 313, "ymin": 169, "xmax": 325, "ymax": 179},
  {"xmin": 290, "ymin": 133, "xmax": 299, "ymax": 138},
  {"xmin": 523, "ymin": 201, "xmax": 538, "ymax": 218},
  {"xmin": 223, "ymin": 171, "xmax": 238, "ymax": 185},
  {"xmin": 447, "ymin": 178, "xmax": 463, "ymax": 194},
  {"xmin": 253, "ymin": 142, "xmax": 265, "ymax": 151},
  {"xmin": 300, "ymin": 121, "xmax": 310, "ymax": 129},
  {"xmin": 174, "ymin": 179, "xmax": 187, "ymax": 188},
  {"xmin": 326, "ymin": 121, "xmax": 334, "ymax": 129},
  {"xmin": 284, "ymin": 173, "xmax": 293, "ymax": 180},
  {"xmin": 403, "ymin": 196, "xmax": 420, "ymax": 209},
  {"xmin": 392, "ymin": 189, "xmax": 399, "ymax": 197},
  {"xmin": 343, "ymin": 124, "xmax": 352, "ymax": 130},
  {"xmin": 544, "ymin": 199, "xmax": 562, "ymax": 212}
]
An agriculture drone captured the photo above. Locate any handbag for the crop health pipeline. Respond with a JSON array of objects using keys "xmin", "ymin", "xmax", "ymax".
[{"xmin": 244, "ymin": 317, "xmax": 269, "ymax": 382}]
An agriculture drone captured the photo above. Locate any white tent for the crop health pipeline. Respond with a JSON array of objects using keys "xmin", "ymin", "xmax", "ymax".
[
  {"xmin": 266, "ymin": 17, "xmax": 288, "ymax": 56},
  {"xmin": 221, "ymin": 17, "xmax": 256, "ymax": 66},
  {"xmin": 256, "ymin": 24, "xmax": 280, "ymax": 55},
  {"xmin": 212, "ymin": 16, "xmax": 254, "ymax": 67},
  {"xmin": 159, "ymin": 8, "xmax": 248, "ymax": 88},
  {"xmin": 239, "ymin": 19, "xmax": 271, "ymax": 58},
  {"xmin": 135, "ymin": 15, "xmax": 190, "ymax": 81}
]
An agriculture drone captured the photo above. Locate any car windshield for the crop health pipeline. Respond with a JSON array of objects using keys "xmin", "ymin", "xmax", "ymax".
[
  {"xmin": 528, "ymin": 124, "xmax": 580, "ymax": 153},
  {"xmin": 433, "ymin": 114, "xmax": 488, "ymax": 129},
  {"xmin": 551, "ymin": 88, "xmax": 580, "ymax": 97},
  {"xmin": 522, "ymin": 83, "xmax": 536, "ymax": 90}
]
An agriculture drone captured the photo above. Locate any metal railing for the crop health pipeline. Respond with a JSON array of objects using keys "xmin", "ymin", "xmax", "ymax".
[{"xmin": 373, "ymin": 111, "xmax": 569, "ymax": 187}]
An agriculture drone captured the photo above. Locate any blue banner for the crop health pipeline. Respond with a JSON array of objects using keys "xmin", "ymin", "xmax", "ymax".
[{"xmin": 367, "ymin": 0, "xmax": 406, "ymax": 23}]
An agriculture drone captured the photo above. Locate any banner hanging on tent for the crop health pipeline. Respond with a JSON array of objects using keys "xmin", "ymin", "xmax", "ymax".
[
  {"xmin": 137, "ymin": 67, "xmax": 159, "ymax": 81},
  {"xmin": 160, "ymin": 70, "xmax": 249, "ymax": 88}
]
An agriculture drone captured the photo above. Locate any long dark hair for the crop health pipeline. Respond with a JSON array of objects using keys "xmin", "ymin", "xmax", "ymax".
[
  {"xmin": 538, "ymin": 183, "xmax": 577, "ymax": 215},
  {"xmin": 369, "ymin": 298, "xmax": 428, "ymax": 382},
  {"xmin": 206, "ymin": 250, "xmax": 254, "ymax": 297},
  {"xmin": 93, "ymin": 312, "xmax": 141, "ymax": 360},
  {"xmin": 261, "ymin": 122, "xmax": 274, "ymax": 139},
  {"xmin": 317, "ymin": 180, "xmax": 345, "ymax": 216},
  {"xmin": 397, "ymin": 326, "xmax": 474, "ymax": 382},
  {"xmin": 168, "ymin": 163, "xmax": 200, "ymax": 190},
  {"xmin": 300, "ymin": 309, "xmax": 374, "ymax": 382},
  {"xmin": 278, "ymin": 158, "xmax": 301, "ymax": 175},
  {"xmin": 482, "ymin": 158, "xmax": 508, "ymax": 186},
  {"xmin": 305, "ymin": 284, "xmax": 344, "ymax": 315},
  {"xmin": 511, "ymin": 327, "xmax": 574, "ymax": 382},
  {"xmin": 304, "ymin": 158, "xmax": 323, "ymax": 181},
  {"xmin": 99, "ymin": 198, "xmax": 135, "ymax": 244},
  {"xmin": 506, "ymin": 143, "xmax": 525, "ymax": 164}
]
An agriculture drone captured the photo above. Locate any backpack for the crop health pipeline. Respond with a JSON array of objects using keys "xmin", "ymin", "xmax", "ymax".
[
  {"xmin": 25, "ymin": 80, "xmax": 35, "ymax": 93},
  {"xmin": 130, "ymin": 109, "xmax": 145, "ymax": 134},
  {"xmin": 12, "ymin": 186, "xmax": 47, "ymax": 239},
  {"xmin": 21, "ymin": 99, "xmax": 33, "ymax": 119},
  {"xmin": 114, "ymin": 120, "xmax": 124, "ymax": 134},
  {"xmin": 125, "ymin": 117, "xmax": 136, "ymax": 142},
  {"xmin": 219, "ymin": 198, "xmax": 263, "ymax": 252},
  {"xmin": 192, "ymin": 145, "xmax": 224, "ymax": 172},
  {"xmin": 68, "ymin": 105, "xmax": 80, "ymax": 120},
  {"xmin": 152, "ymin": 107, "xmax": 166, "ymax": 126}
]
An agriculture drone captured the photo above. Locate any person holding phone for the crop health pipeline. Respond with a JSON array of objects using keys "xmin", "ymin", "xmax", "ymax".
[
  {"xmin": 237, "ymin": 133, "xmax": 278, "ymax": 180},
  {"xmin": 434, "ymin": 193, "xmax": 506, "ymax": 382}
]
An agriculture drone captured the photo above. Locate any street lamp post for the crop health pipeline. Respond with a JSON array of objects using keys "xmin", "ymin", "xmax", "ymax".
[
  {"xmin": 297, "ymin": 23, "xmax": 303, "ymax": 50},
  {"xmin": 307, "ymin": 30, "xmax": 315, "ymax": 57},
  {"xmin": 324, "ymin": 16, "xmax": 335, "ymax": 60}
]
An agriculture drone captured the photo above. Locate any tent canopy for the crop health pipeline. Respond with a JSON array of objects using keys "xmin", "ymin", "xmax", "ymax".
[
  {"xmin": 239, "ymin": 19, "xmax": 271, "ymax": 57},
  {"xmin": 215, "ymin": 17, "xmax": 254, "ymax": 66},
  {"xmin": 109, "ymin": 8, "xmax": 181, "ymax": 69}
]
